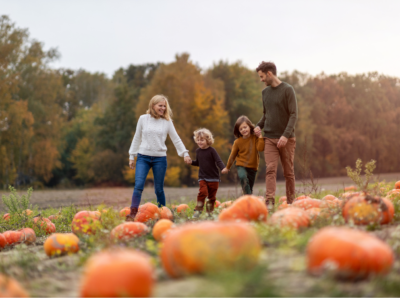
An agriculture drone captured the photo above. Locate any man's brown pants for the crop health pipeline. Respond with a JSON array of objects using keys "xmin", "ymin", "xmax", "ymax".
[
  {"xmin": 264, "ymin": 137, "xmax": 296, "ymax": 205},
  {"xmin": 195, "ymin": 180, "xmax": 219, "ymax": 213}
]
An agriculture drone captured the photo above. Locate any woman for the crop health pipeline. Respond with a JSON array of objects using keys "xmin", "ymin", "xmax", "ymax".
[{"xmin": 126, "ymin": 94, "xmax": 191, "ymax": 221}]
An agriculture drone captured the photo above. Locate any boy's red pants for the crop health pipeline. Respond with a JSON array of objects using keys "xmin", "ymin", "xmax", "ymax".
[{"xmin": 195, "ymin": 180, "xmax": 219, "ymax": 213}]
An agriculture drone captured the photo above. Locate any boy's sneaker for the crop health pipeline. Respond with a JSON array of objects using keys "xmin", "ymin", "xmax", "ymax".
[{"xmin": 192, "ymin": 210, "xmax": 200, "ymax": 219}]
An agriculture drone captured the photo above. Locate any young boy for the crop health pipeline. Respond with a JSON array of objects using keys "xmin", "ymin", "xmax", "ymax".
[{"xmin": 190, "ymin": 128, "xmax": 225, "ymax": 218}]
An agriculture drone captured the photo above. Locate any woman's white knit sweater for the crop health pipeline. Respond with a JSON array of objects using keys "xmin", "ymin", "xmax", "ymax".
[{"xmin": 129, "ymin": 114, "xmax": 189, "ymax": 160}]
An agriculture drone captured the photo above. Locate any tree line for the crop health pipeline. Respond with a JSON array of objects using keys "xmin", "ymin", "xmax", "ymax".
[{"xmin": 1, "ymin": 15, "xmax": 400, "ymax": 189}]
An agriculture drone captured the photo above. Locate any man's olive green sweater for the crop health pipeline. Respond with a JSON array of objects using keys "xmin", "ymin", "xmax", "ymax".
[{"xmin": 256, "ymin": 82, "xmax": 298, "ymax": 139}]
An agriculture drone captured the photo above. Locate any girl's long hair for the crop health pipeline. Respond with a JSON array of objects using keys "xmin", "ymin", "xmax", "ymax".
[
  {"xmin": 147, "ymin": 94, "xmax": 173, "ymax": 121},
  {"xmin": 233, "ymin": 115, "xmax": 255, "ymax": 138}
]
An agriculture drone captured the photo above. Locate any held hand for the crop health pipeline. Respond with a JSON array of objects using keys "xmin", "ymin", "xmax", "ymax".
[
  {"xmin": 184, "ymin": 156, "xmax": 192, "ymax": 164},
  {"xmin": 129, "ymin": 159, "xmax": 136, "ymax": 169},
  {"xmin": 254, "ymin": 126, "xmax": 261, "ymax": 137},
  {"xmin": 221, "ymin": 168, "xmax": 229, "ymax": 174},
  {"xmin": 277, "ymin": 136, "xmax": 288, "ymax": 149}
]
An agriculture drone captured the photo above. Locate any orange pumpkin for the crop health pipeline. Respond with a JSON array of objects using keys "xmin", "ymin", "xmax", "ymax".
[
  {"xmin": 380, "ymin": 197, "xmax": 394, "ymax": 225},
  {"xmin": 269, "ymin": 207, "xmax": 310, "ymax": 229},
  {"xmin": 394, "ymin": 180, "xmax": 400, "ymax": 189},
  {"xmin": 292, "ymin": 198, "xmax": 321, "ymax": 210},
  {"xmin": 295, "ymin": 195, "xmax": 311, "ymax": 201},
  {"xmin": 3, "ymin": 213, "xmax": 10, "ymax": 221},
  {"xmin": 344, "ymin": 185, "xmax": 357, "ymax": 192},
  {"xmin": 307, "ymin": 226, "xmax": 394, "ymax": 280},
  {"xmin": 176, "ymin": 204, "xmax": 189, "ymax": 214},
  {"xmin": 19, "ymin": 228, "xmax": 36, "ymax": 245},
  {"xmin": 215, "ymin": 200, "xmax": 221, "ymax": 208},
  {"xmin": 279, "ymin": 196, "xmax": 287, "ymax": 203},
  {"xmin": 342, "ymin": 194, "xmax": 386, "ymax": 225},
  {"xmin": 48, "ymin": 215, "xmax": 58, "ymax": 222},
  {"xmin": 386, "ymin": 189, "xmax": 400, "ymax": 201},
  {"xmin": 152, "ymin": 219, "xmax": 174, "ymax": 241},
  {"xmin": 305, "ymin": 208, "xmax": 331, "ymax": 224},
  {"xmin": 2, "ymin": 231, "xmax": 23, "ymax": 246},
  {"xmin": 340, "ymin": 191, "xmax": 360, "ymax": 199},
  {"xmin": 219, "ymin": 201, "xmax": 233, "ymax": 208},
  {"xmin": 320, "ymin": 198, "xmax": 343, "ymax": 209},
  {"xmin": 160, "ymin": 206, "xmax": 174, "ymax": 221},
  {"xmin": 80, "ymin": 249, "xmax": 154, "ymax": 297},
  {"xmin": 322, "ymin": 195, "xmax": 337, "ymax": 201},
  {"xmin": 33, "ymin": 217, "xmax": 56, "ymax": 234},
  {"xmin": 119, "ymin": 207, "xmax": 131, "ymax": 217},
  {"xmin": 110, "ymin": 222, "xmax": 149, "ymax": 241},
  {"xmin": 0, "ymin": 274, "xmax": 29, "ymax": 297},
  {"xmin": 71, "ymin": 211, "xmax": 101, "ymax": 235},
  {"xmin": 0, "ymin": 234, "xmax": 7, "ymax": 249},
  {"xmin": 135, "ymin": 203, "xmax": 161, "ymax": 223},
  {"xmin": 161, "ymin": 221, "xmax": 261, "ymax": 278},
  {"xmin": 23, "ymin": 209, "xmax": 33, "ymax": 216},
  {"xmin": 219, "ymin": 195, "xmax": 268, "ymax": 222},
  {"xmin": 44, "ymin": 233, "xmax": 79, "ymax": 257}
]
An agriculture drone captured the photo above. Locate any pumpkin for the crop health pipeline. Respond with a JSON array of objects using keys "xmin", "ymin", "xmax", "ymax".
[
  {"xmin": 33, "ymin": 217, "xmax": 56, "ymax": 234},
  {"xmin": 322, "ymin": 195, "xmax": 337, "ymax": 201},
  {"xmin": 135, "ymin": 203, "xmax": 161, "ymax": 223},
  {"xmin": 44, "ymin": 233, "xmax": 79, "ymax": 257},
  {"xmin": 119, "ymin": 207, "xmax": 131, "ymax": 217},
  {"xmin": 219, "ymin": 195, "xmax": 268, "ymax": 222},
  {"xmin": 0, "ymin": 274, "xmax": 29, "ymax": 297},
  {"xmin": 219, "ymin": 201, "xmax": 233, "ymax": 208},
  {"xmin": 0, "ymin": 234, "xmax": 7, "ymax": 249},
  {"xmin": 71, "ymin": 211, "xmax": 101, "ymax": 235},
  {"xmin": 3, "ymin": 213, "xmax": 10, "ymax": 221},
  {"xmin": 340, "ymin": 191, "xmax": 360, "ymax": 199},
  {"xmin": 19, "ymin": 228, "xmax": 36, "ymax": 245},
  {"xmin": 305, "ymin": 208, "xmax": 331, "ymax": 224},
  {"xmin": 295, "ymin": 195, "xmax": 311, "ymax": 201},
  {"xmin": 80, "ymin": 248, "xmax": 154, "ymax": 297},
  {"xmin": 215, "ymin": 200, "xmax": 221, "ymax": 208},
  {"xmin": 279, "ymin": 196, "xmax": 287, "ymax": 203},
  {"xmin": 160, "ymin": 206, "xmax": 174, "ymax": 221},
  {"xmin": 23, "ymin": 209, "xmax": 33, "ymax": 216},
  {"xmin": 110, "ymin": 222, "xmax": 149, "ymax": 241},
  {"xmin": 160, "ymin": 221, "xmax": 261, "ymax": 278},
  {"xmin": 342, "ymin": 194, "xmax": 387, "ymax": 225},
  {"xmin": 344, "ymin": 185, "xmax": 357, "ymax": 192},
  {"xmin": 386, "ymin": 189, "xmax": 400, "ymax": 201},
  {"xmin": 152, "ymin": 219, "xmax": 174, "ymax": 241},
  {"xmin": 269, "ymin": 207, "xmax": 310, "ymax": 229},
  {"xmin": 380, "ymin": 197, "xmax": 394, "ymax": 225},
  {"xmin": 292, "ymin": 198, "xmax": 321, "ymax": 210},
  {"xmin": 320, "ymin": 198, "xmax": 343, "ymax": 209},
  {"xmin": 3, "ymin": 231, "xmax": 23, "ymax": 246},
  {"xmin": 48, "ymin": 215, "xmax": 59, "ymax": 222},
  {"xmin": 395, "ymin": 180, "xmax": 400, "ymax": 189},
  {"xmin": 176, "ymin": 204, "xmax": 189, "ymax": 214},
  {"xmin": 307, "ymin": 226, "xmax": 394, "ymax": 280}
]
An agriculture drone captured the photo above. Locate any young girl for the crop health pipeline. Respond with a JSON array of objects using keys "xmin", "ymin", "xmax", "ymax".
[
  {"xmin": 190, "ymin": 128, "xmax": 225, "ymax": 218},
  {"xmin": 221, "ymin": 116, "xmax": 264, "ymax": 195}
]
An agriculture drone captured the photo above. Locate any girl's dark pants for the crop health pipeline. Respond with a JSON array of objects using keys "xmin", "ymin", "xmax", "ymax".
[{"xmin": 237, "ymin": 166, "xmax": 257, "ymax": 195}]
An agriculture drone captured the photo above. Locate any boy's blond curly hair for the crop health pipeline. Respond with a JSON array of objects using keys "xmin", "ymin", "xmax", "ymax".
[{"xmin": 193, "ymin": 128, "xmax": 214, "ymax": 145}]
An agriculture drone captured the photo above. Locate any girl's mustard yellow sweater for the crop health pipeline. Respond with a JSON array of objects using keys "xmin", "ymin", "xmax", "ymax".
[{"xmin": 226, "ymin": 135, "xmax": 265, "ymax": 171}]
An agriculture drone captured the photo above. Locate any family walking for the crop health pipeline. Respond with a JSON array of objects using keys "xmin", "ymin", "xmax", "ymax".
[{"xmin": 126, "ymin": 61, "xmax": 298, "ymax": 221}]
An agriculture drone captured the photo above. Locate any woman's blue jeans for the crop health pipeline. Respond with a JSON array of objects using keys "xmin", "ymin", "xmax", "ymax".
[{"xmin": 131, "ymin": 154, "xmax": 167, "ymax": 208}]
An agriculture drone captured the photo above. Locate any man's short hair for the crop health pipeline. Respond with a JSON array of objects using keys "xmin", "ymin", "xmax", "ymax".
[{"xmin": 256, "ymin": 61, "xmax": 277, "ymax": 76}]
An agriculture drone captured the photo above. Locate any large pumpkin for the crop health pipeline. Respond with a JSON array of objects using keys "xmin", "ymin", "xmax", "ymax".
[
  {"xmin": 0, "ymin": 274, "xmax": 29, "ymax": 297},
  {"xmin": 71, "ymin": 211, "xmax": 101, "ymax": 235},
  {"xmin": 152, "ymin": 219, "xmax": 174, "ymax": 241},
  {"xmin": 307, "ymin": 226, "xmax": 394, "ymax": 280},
  {"xmin": 33, "ymin": 217, "xmax": 56, "ymax": 234},
  {"xmin": 80, "ymin": 249, "xmax": 154, "ymax": 297},
  {"xmin": 44, "ymin": 233, "xmax": 79, "ymax": 257},
  {"xmin": 160, "ymin": 221, "xmax": 261, "ymax": 278},
  {"xmin": 160, "ymin": 206, "xmax": 174, "ymax": 221},
  {"xmin": 219, "ymin": 195, "xmax": 268, "ymax": 222},
  {"xmin": 19, "ymin": 228, "xmax": 36, "ymax": 245},
  {"xmin": 110, "ymin": 222, "xmax": 149, "ymax": 241},
  {"xmin": 269, "ymin": 207, "xmax": 310, "ymax": 229},
  {"xmin": 292, "ymin": 198, "xmax": 321, "ymax": 210},
  {"xmin": 135, "ymin": 203, "xmax": 161, "ymax": 223},
  {"xmin": 342, "ymin": 194, "xmax": 388, "ymax": 225},
  {"xmin": 2, "ymin": 231, "xmax": 23, "ymax": 246}
]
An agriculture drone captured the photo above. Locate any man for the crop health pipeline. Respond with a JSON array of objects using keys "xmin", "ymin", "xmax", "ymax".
[{"xmin": 254, "ymin": 61, "xmax": 298, "ymax": 210}]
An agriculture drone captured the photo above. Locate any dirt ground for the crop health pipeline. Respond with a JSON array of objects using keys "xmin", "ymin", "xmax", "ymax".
[{"xmin": 1, "ymin": 172, "xmax": 399, "ymax": 210}]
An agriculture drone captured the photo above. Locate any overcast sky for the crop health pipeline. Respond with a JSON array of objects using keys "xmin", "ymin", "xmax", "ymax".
[{"xmin": 2, "ymin": 0, "xmax": 400, "ymax": 78}]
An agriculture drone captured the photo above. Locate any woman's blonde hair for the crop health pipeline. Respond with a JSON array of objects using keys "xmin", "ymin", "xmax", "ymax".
[
  {"xmin": 193, "ymin": 128, "xmax": 214, "ymax": 145},
  {"xmin": 146, "ymin": 94, "xmax": 173, "ymax": 121}
]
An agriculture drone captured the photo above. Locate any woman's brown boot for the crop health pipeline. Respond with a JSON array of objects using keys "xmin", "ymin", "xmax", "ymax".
[{"xmin": 125, "ymin": 207, "xmax": 138, "ymax": 222}]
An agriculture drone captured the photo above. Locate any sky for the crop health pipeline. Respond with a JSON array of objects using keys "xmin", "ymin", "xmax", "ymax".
[{"xmin": 2, "ymin": 0, "xmax": 400, "ymax": 78}]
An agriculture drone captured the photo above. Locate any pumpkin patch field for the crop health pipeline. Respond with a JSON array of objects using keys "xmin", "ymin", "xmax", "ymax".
[{"xmin": 2, "ymin": 180, "xmax": 400, "ymax": 297}]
